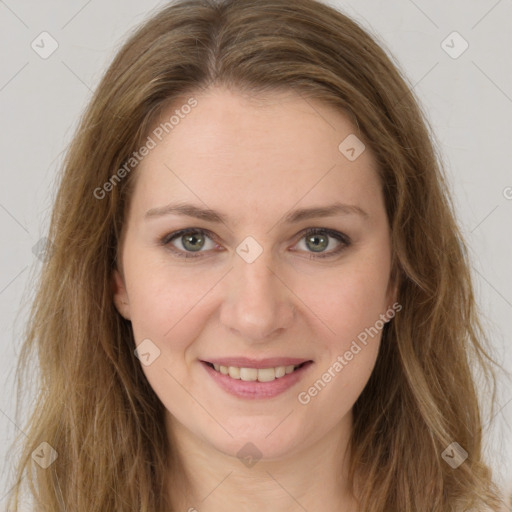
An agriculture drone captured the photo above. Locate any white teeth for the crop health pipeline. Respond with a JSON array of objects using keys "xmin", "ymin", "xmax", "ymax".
[
  {"xmin": 228, "ymin": 366, "xmax": 240, "ymax": 379},
  {"xmin": 285, "ymin": 365, "xmax": 295, "ymax": 374},
  {"xmin": 210, "ymin": 363, "xmax": 306, "ymax": 382},
  {"xmin": 275, "ymin": 366, "xmax": 286, "ymax": 378},
  {"xmin": 257, "ymin": 368, "xmax": 277, "ymax": 382},
  {"xmin": 240, "ymin": 368, "xmax": 258, "ymax": 381}
]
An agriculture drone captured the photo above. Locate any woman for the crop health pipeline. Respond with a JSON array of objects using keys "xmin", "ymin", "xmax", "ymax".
[{"xmin": 7, "ymin": 0, "xmax": 507, "ymax": 510}]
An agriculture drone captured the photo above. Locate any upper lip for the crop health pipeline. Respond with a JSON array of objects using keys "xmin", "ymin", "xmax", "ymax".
[{"xmin": 202, "ymin": 357, "xmax": 312, "ymax": 369}]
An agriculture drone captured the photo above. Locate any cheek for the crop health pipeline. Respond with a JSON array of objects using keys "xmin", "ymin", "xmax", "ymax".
[
  {"xmin": 124, "ymin": 256, "xmax": 217, "ymax": 356},
  {"xmin": 293, "ymin": 267, "xmax": 388, "ymax": 414},
  {"xmin": 295, "ymin": 256, "xmax": 391, "ymax": 348}
]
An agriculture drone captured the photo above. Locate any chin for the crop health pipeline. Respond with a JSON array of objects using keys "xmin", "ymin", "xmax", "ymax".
[{"xmin": 204, "ymin": 419, "xmax": 306, "ymax": 462}]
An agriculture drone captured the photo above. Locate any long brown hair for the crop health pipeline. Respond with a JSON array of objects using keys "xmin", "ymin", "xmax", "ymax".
[{"xmin": 7, "ymin": 0, "xmax": 505, "ymax": 510}]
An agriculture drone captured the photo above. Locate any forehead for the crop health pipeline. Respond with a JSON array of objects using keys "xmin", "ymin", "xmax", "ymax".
[{"xmin": 129, "ymin": 86, "xmax": 383, "ymax": 225}]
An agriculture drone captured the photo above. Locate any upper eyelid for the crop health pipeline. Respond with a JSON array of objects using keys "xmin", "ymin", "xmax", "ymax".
[{"xmin": 165, "ymin": 227, "xmax": 219, "ymax": 245}]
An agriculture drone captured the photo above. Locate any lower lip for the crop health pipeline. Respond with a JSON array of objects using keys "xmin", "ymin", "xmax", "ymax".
[{"xmin": 200, "ymin": 361, "xmax": 313, "ymax": 399}]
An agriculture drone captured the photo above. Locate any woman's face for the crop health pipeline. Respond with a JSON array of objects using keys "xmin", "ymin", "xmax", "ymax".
[{"xmin": 113, "ymin": 86, "xmax": 395, "ymax": 460}]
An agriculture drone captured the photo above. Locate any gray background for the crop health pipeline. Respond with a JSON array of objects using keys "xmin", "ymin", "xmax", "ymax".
[{"xmin": 1, "ymin": 0, "xmax": 511, "ymax": 503}]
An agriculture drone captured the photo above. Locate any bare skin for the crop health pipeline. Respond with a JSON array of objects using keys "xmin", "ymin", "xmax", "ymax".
[{"xmin": 113, "ymin": 86, "xmax": 396, "ymax": 511}]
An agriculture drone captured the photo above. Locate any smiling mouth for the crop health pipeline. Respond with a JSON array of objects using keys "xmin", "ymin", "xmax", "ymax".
[{"xmin": 203, "ymin": 361, "xmax": 312, "ymax": 382}]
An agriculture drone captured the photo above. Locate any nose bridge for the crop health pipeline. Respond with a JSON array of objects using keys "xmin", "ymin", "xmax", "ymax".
[{"xmin": 219, "ymin": 245, "xmax": 294, "ymax": 340}]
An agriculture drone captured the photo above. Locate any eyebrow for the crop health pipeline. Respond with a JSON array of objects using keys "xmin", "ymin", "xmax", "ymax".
[{"xmin": 145, "ymin": 201, "xmax": 368, "ymax": 224}]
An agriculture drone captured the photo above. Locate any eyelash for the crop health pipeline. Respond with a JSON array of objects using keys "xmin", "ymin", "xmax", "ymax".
[{"xmin": 159, "ymin": 228, "xmax": 351, "ymax": 260}]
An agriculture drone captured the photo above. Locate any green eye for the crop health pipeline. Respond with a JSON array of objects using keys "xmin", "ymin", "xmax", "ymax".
[
  {"xmin": 295, "ymin": 228, "xmax": 350, "ymax": 258},
  {"xmin": 305, "ymin": 232, "xmax": 329, "ymax": 252},
  {"xmin": 181, "ymin": 232, "xmax": 206, "ymax": 252},
  {"xmin": 163, "ymin": 229, "xmax": 217, "ymax": 257},
  {"xmin": 161, "ymin": 227, "xmax": 351, "ymax": 260}
]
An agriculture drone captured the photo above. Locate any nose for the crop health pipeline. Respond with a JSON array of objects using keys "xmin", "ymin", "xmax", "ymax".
[{"xmin": 219, "ymin": 249, "xmax": 295, "ymax": 342}]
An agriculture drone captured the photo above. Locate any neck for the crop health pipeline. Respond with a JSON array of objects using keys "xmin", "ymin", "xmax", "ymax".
[{"xmin": 165, "ymin": 412, "xmax": 359, "ymax": 512}]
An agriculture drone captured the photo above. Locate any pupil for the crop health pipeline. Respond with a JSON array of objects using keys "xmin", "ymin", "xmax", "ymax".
[
  {"xmin": 307, "ymin": 234, "xmax": 327, "ymax": 252},
  {"xmin": 183, "ymin": 233, "xmax": 204, "ymax": 251}
]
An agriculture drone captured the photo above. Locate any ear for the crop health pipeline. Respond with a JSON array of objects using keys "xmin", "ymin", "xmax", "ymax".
[
  {"xmin": 112, "ymin": 267, "xmax": 131, "ymax": 320},
  {"xmin": 385, "ymin": 264, "xmax": 400, "ymax": 315},
  {"xmin": 387, "ymin": 276, "xmax": 398, "ymax": 306}
]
